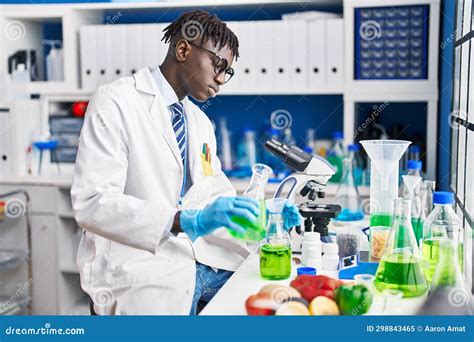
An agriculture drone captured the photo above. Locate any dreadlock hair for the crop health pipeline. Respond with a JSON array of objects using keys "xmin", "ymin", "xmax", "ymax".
[{"xmin": 162, "ymin": 10, "xmax": 239, "ymax": 60}]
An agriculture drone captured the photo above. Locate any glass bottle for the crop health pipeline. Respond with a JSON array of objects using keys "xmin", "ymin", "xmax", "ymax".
[
  {"xmin": 421, "ymin": 180, "xmax": 436, "ymax": 217},
  {"xmin": 421, "ymin": 191, "xmax": 463, "ymax": 284},
  {"xmin": 228, "ymin": 163, "xmax": 272, "ymax": 242},
  {"xmin": 334, "ymin": 157, "xmax": 364, "ymax": 221},
  {"xmin": 259, "ymin": 198, "xmax": 291, "ymax": 280},
  {"xmin": 327, "ymin": 131, "xmax": 345, "ymax": 183},
  {"xmin": 401, "ymin": 161, "xmax": 425, "ymax": 244},
  {"xmin": 430, "ymin": 239, "xmax": 465, "ymax": 288},
  {"xmin": 348, "ymin": 143, "xmax": 364, "ymax": 185},
  {"xmin": 374, "ymin": 198, "xmax": 428, "ymax": 297}
]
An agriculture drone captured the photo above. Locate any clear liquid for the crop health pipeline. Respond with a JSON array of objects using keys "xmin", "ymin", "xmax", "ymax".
[
  {"xmin": 374, "ymin": 253, "xmax": 428, "ymax": 297},
  {"xmin": 259, "ymin": 244, "xmax": 291, "ymax": 280},
  {"xmin": 336, "ymin": 208, "xmax": 364, "ymax": 221},
  {"xmin": 421, "ymin": 238, "xmax": 464, "ymax": 283},
  {"xmin": 227, "ymin": 200, "xmax": 266, "ymax": 243}
]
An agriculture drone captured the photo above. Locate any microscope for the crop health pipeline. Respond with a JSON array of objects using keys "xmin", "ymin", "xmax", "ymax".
[{"xmin": 264, "ymin": 139, "xmax": 341, "ymax": 252}]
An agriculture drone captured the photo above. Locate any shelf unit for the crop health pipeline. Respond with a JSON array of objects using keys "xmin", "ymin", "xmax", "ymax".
[
  {"xmin": 0, "ymin": 182, "xmax": 88, "ymax": 315},
  {"xmin": 0, "ymin": 190, "xmax": 32, "ymax": 316},
  {"xmin": 343, "ymin": 0, "xmax": 440, "ymax": 180}
]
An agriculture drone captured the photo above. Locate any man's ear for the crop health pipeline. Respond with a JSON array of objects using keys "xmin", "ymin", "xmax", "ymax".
[{"xmin": 174, "ymin": 39, "xmax": 191, "ymax": 62}]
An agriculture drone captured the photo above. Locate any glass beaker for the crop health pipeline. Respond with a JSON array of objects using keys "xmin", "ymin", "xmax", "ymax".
[
  {"xmin": 259, "ymin": 198, "xmax": 292, "ymax": 280},
  {"xmin": 334, "ymin": 157, "xmax": 364, "ymax": 221},
  {"xmin": 360, "ymin": 140, "xmax": 411, "ymax": 228},
  {"xmin": 374, "ymin": 198, "xmax": 428, "ymax": 298},
  {"xmin": 228, "ymin": 163, "xmax": 272, "ymax": 242}
]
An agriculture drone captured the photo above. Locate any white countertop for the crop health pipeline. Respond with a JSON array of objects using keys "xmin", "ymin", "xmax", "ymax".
[{"xmin": 200, "ymin": 253, "xmax": 426, "ymax": 316}]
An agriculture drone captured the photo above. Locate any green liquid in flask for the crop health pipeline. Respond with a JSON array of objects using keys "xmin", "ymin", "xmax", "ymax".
[
  {"xmin": 374, "ymin": 253, "xmax": 428, "ymax": 297},
  {"xmin": 411, "ymin": 218, "xmax": 424, "ymax": 245},
  {"xmin": 227, "ymin": 200, "xmax": 266, "ymax": 243},
  {"xmin": 370, "ymin": 213, "xmax": 393, "ymax": 228},
  {"xmin": 421, "ymin": 238, "xmax": 464, "ymax": 283},
  {"xmin": 259, "ymin": 244, "xmax": 291, "ymax": 280}
]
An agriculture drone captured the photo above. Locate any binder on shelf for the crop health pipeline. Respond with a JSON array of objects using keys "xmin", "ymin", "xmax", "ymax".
[
  {"xmin": 126, "ymin": 24, "xmax": 144, "ymax": 76},
  {"xmin": 107, "ymin": 24, "xmax": 127, "ymax": 83},
  {"xmin": 223, "ymin": 21, "xmax": 242, "ymax": 92},
  {"xmin": 307, "ymin": 19, "xmax": 326, "ymax": 89},
  {"xmin": 142, "ymin": 24, "xmax": 160, "ymax": 70},
  {"xmin": 271, "ymin": 21, "xmax": 290, "ymax": 91},
  {"xmin": 79, "ymin": 25, "xmax": 97, "ymax": 91},
  {"xmin": 254, "ymin": 21, "xmax": 273, "ymax": 92},
  {"xmin": 282, "ymin": 11, "xmax": 342, "ymax": 21},
  {"xmin": 94, "ymin": 25, "xmax": 110, "ymax": 88},
  {"xmin": 326, "ymin": 18, "xmax": 344, "ymax": 90},
  {"xmin": 288, "ymin": 20, "xmax": 307, "ymax": 89}
]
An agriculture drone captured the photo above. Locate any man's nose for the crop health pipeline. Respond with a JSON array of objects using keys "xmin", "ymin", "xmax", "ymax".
[{"xmin": 215, "ymin": 72, "xmax": 225, "ymax": 85}]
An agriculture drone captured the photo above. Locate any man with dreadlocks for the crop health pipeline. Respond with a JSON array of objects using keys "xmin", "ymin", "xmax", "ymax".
[{"xmin": 72, "ymin": 10, "xmax": 301, "ymax": 315}]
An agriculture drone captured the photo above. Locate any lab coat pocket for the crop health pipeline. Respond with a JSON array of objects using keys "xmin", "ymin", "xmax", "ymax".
[{"xmin": 105, "ymin": 241, "xmax": 173, "ymax": 286}]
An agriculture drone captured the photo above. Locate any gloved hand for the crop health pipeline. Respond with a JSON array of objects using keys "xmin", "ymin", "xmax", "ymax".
[
  {"xmin": 282, "ymin": 201, "xmax": 302, "ymax": 231},
  {"xmin": 180, "ymin": 196, "xmax": 259, "ymax": 241}
]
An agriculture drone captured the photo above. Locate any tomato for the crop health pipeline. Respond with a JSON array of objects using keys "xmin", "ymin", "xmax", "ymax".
[{"xmin": 245, "ymin": 293, "xmax": 276, "ymax": 316}]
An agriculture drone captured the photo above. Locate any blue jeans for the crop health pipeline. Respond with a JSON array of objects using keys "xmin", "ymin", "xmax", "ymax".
[{"xmin": 190, "ymin": 262, "xmax": 233, "ymax": 315}]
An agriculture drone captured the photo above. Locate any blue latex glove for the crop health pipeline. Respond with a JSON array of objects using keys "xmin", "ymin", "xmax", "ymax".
[
  {"xmin": 282, "ymin": 201, "xmax": 302, "ymax": 230},
  {"xmin": 180, "ymin": 196, "xmax": 259, "ymax": 241}
]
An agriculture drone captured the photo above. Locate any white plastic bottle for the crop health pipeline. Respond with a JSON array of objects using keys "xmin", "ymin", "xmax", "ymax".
[
  {"xmin": 12, "ymin": 63, "xmax": 30, "ymax": 100},
  {"xmin": 46, "ymin": 44, "xmax": 64, "ymax": 81}
]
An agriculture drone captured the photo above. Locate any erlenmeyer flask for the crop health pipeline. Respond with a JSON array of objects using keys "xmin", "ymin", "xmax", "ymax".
[
  {"xmin": 374, "ymin": 198, "xmax": 428, "ymax": 297},
  {"xmin": 259, "ymin": 198, "xmax": 292, "ymax": 280},
  {"xmin": 334, "ymin": 157, "xmax": 364, "ymax": 221},
  {"xmin": 227, "ymin": 163, "xmax": 272, "ymax": 242}
]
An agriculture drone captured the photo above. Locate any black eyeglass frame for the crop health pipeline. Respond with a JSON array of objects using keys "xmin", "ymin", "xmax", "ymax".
[{"xmin": 185, "ymin": 41, "xmax": 235, "ymax": 83}]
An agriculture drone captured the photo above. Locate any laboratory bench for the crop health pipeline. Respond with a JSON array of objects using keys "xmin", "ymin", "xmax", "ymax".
[
  {"xmin": 0, "ymin": 175, "xmax": 368, "ymax": 315},
  {"xmin": 200, "ymin": 253, "xmax": 426, "ymax": 316}
]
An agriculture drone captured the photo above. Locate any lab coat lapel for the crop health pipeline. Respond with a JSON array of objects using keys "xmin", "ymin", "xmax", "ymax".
[{"xmin": 134, "ymin": 68, "xmax": 183, "ymax": 169}]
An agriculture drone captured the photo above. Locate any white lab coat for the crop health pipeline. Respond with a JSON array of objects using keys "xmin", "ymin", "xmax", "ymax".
[{"xmin": 71, "ymin": 67, "xmax": 251, "ymax": 315}]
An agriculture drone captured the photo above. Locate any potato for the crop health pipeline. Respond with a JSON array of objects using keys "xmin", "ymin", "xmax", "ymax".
[
  {"xmin": 275, "ymin": 301, "xmax": 310, "ymax": 316},
  {"xmin": 309, "ymin": 296, "xmax": 340, "ymax": 315}
]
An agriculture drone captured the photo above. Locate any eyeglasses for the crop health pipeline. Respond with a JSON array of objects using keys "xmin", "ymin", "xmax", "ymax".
[{"xmin": 186, "ymin": 41, "xmax": 235, "ymax": 83}]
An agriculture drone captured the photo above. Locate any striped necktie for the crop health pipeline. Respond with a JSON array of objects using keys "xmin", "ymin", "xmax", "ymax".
[{"xmin": 169, "ymin": 101, "xmax": 186, "ymax": 165}]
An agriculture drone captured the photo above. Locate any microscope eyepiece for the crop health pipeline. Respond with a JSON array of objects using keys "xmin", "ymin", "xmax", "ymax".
[{"xmin": 264, "ymin": 139, "xmax": 312, "ymax": 172}]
